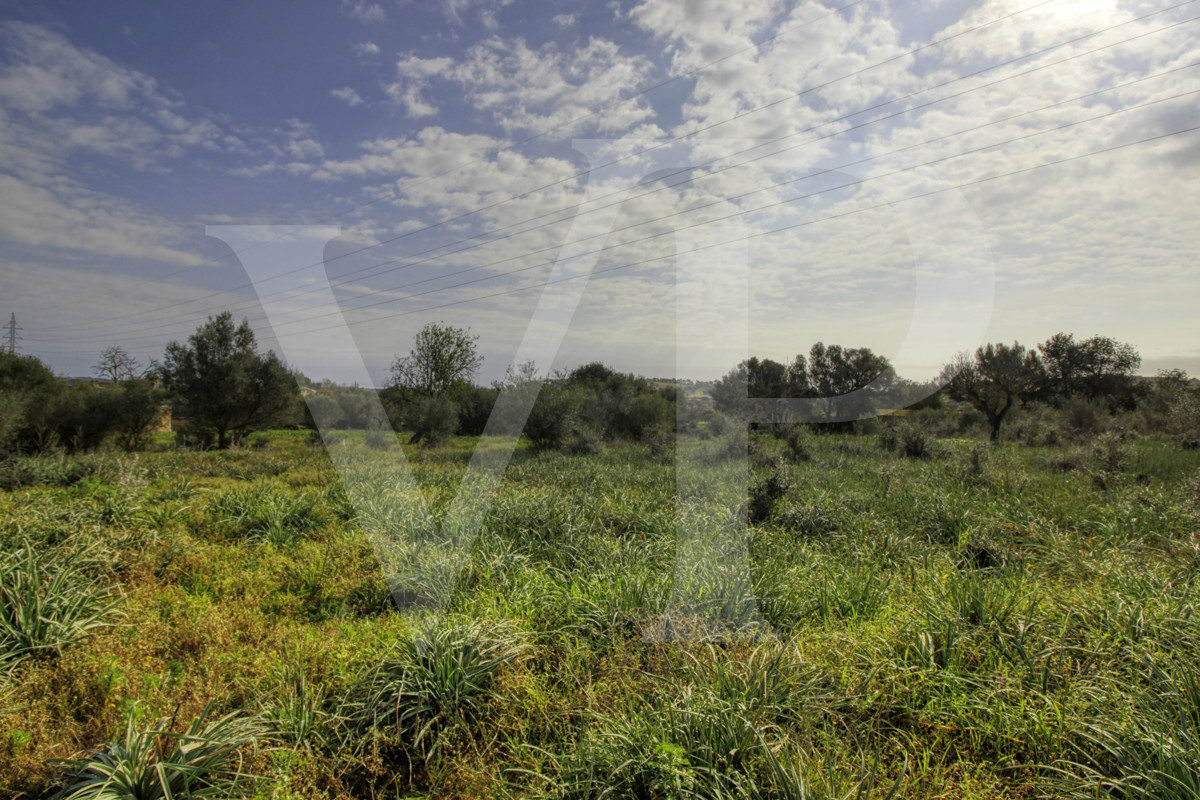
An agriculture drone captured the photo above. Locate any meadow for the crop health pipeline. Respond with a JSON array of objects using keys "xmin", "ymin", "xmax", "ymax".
[{"xmin": 1, "ymin": 424, "xmax": 1198, "ymax": 799}]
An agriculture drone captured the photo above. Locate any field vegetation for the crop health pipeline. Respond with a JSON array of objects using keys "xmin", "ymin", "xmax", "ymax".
[
  {"xmin": 0, "ymin": 409, "xmax": 1198, "ymax": 798},
  {"xmin": 2, "ymin": 320, "xmax": 1200, "ymax": 798}
]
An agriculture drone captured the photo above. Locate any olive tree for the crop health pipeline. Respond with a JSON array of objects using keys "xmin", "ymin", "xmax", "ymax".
[
  {"xmin": 1038, "ymin": 332, "xmax": 1140, "ymax": 409},
  {"xmin": 384, "ymin": 322, "xmax": 483, "ymax": 445},
  {"xmin": 161, "ymin": 312, "xmax": 297, "ymax": 449},
  {"xmin": 388, "ymin": 322, "xmax": 483, "ymax": 400},
  {"xmin": 943, "ymin": 342, "xmax": 1046, "ymax": 442}
]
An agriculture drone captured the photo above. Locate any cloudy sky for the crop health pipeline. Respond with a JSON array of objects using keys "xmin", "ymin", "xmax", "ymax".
[{"xmin": 1, "ymin": 0, "xmax": 1197, "ymax": 385}]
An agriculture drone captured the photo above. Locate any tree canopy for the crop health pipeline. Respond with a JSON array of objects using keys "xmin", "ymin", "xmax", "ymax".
[
  {"xmin": 388, "ymin": 322, "xmax": 482, "ymax": 400},
  {"xmin": 161, "ymin": 312, "xmax": 297, "ymax": 449},
  {"xmin": 1038, "ymin": 332, "xmax": 1140, "ymax": 409},
  {"xmin": 943, "ymin": 342, "xmax": 1046, "ymax": 441}
]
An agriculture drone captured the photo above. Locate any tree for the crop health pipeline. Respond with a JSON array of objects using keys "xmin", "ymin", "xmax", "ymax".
[
  {"xmin": 93, "ymin": 345, "xmax": 141, "ymax": 384},
  {"xmin": 807, "ymin": 343, "xmax": 894, "ymax": 422},
  {"xmin": 388, "ymin": 322, "xmax": 482, "ymax": 400},
  {"xmin": 109, "ymin": 378, "xmax": 165, "ymax": 451},
  {"xmin": 1038, "ymin": 333, "xmax": 1140, "ymax": 409},
  {"xmin": 161, "ymin": 312, "xmax": 298, "ymax": 449},
  {"xmin": 943, "ymin": 342, "xmax": 1046, "ymax": 442}
]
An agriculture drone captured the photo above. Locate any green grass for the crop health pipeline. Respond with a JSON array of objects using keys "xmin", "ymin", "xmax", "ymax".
[{"xmin": 0, "ymin": 429, "xmax": 1197, "ymax": 798}]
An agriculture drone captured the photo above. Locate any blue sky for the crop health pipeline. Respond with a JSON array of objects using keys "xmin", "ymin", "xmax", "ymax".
[{"xmin": 1, "ymin": 0, "xmax": 1198, "ymax": 384}]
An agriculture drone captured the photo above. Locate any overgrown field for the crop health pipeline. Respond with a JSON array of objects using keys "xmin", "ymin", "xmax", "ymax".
[{"xmin": 2, "ymin": 428, "xmax": 1199, "ymax": 799}]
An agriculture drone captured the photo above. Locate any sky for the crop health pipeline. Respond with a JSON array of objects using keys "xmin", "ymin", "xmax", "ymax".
[{"xmin": 0, "ymin": 0, "xmax": 1197, "ymax": 386}]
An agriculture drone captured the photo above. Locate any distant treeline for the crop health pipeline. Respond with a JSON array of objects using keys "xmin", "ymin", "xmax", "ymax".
[
  {"xmin": 1, "ymin": 312, "xmax": 1196, "ymax": 455},
  {"xmin": 0, "ymin": 352, "xmax": 165, "ymax": 454}
]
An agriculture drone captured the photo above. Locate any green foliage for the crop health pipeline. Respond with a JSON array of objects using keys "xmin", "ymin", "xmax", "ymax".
[
  {"xmin": 943, "ymin": 342, "xmax": 1046, "ymax": 441},
  {"xmin": 207, "ymin": 484, "xmax": 320, "ymax": 546},
  {"xmin": 781, "ymin": 423, "xmax": 812, "ymax": 463},
  {"xmin": 1039, "ymin": 332, "xmax": 1141, "ymax": 410},
  {"xmin": 0, "ymin": 541, "xmax": 123, "ymax": 674},
  {"xmin": 524, "ymin": 383, "xmax": 579, "ymax": 450},
  {"xmin": 1047, "ymin": 658, "xmax": 1200, "ymax": 799},
  {"xmin": 49, "ymin": 702, "xmax": 266, "ymax": 800},
  {"xmin": 6, "ymin": 421, "xmax": 1200, "ymax": 798},
  {"xmin": 348, "ymin": 618, "xmax": 522, "ymax": 761},
  {"xmin": 808, "ymin": 342, "xmax": 894, "ymax": 423},
  {"xmin": 161, "ymin": 312, "xmax": 298, "ymax": 449},
  {"xmin": 404, "ymin": 395, "xmax": 460, "ymax": 446},
  {"xmin": 749, "ymin": 460, "xmax": 791, "ymax": 524},
  {"xmin": 388, "ymin": 322, "xmax": 482, "ymax": 401},
  {"xmin": 878, "ymin": 421, "xmax": 934, "ymax": 458}
]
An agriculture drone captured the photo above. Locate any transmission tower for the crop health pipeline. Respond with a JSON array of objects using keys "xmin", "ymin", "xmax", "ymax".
[{"xmin": 6, "ymin": 313, "xmax": 20, "ymax": 354}]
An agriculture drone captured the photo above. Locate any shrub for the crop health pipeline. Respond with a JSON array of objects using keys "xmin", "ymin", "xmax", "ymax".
[
  {"xmin": 348, "ymin": 619, "xmax": 522, "ymax": 762},
  {"xmin": 456, "ymin": 385, "xmax": 499, "ymax": 437},
  {"xmin": 49, "ymin": 702, "xmax": 266, "ymax": 800},
  {"xmin": 880, "ymin": 421, "xmax": 934, "ymax": 458},
  {"xmin": 1061, "ymin": 395, "xmax": 1108, "ymax": 437},
  {"xmin": 0, "ymin": 542, "xmax": 123, "ymax": 674},
  {"xmin": 782, "ymin": 423, "xmax": 811, "ymax": 463},
  {"xmin": 567, "ymin": 425, "xmax": 605, "ymax": 456},
  {"xmin": 1052, "ymin": 431, "xmax": 1133, "ymax": 487},
  {"xmin": 404, "ymin": 396, "xmax": 459, "ymax": 447},
  {"xmin": 749, "ymin": 460, "xmax": 791, "ymax": 525},
  {"xmin": 524, "ymin": 384, "xmax": 579, "ymax": 450}
]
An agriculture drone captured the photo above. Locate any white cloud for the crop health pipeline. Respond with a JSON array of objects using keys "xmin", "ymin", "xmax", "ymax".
[
  {"xmin": 385, "ymin": 55, "xmax": 454, "ymax": 117},
  {"xmin": 0, "ymin": 172, "xmax": 205, "ymax": 265},
  {"xmin": 440, "ymin": 0, "xmax": 514, "ymax": 28},
  {"xmin": 553, "ymin": 13, "xmax": 576, "ymax": 28},
  {"xmin": 332, "ymin": 86, "xmax": 366, "ymax": 107},
  {"xmin": 0, "ymin": 21, "xmax": 250, "ymax": 169},
  {"xmin": 341, "ymin": 1, "xmax": 385, "ymax": 23},
  {"xmin": 387, "ymin": 37, "xmax": 656, "ymax": 135},
  {"xmin": 354, "ymin": 41, "xmax": 381, "ymax": 57}
]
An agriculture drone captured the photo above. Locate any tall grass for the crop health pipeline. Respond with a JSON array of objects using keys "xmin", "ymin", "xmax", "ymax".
[
  {"xmin": 346, "ymin": 618, "xmax": 523, "ymax": 763},
  {"xmin": 0, "ymin": 541, "xmax": 123, "ymax": 674},
  {"xmin": 49, "ymin": 702, "xmax": 267, "ymax": 800}
]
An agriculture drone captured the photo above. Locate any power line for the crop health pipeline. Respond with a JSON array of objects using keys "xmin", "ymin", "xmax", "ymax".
[
  {"xmin": 215, "ymin": 9, "xmax": 1200, "ymax": 325},
  {"xmin": 18, "ymin": 0, "xmax": 877, "ymax": 323},
  {"xmin": 34, "ymin": 59, "xmax": 1200, "ymax": 347},
  {"xmin": 329, "ymin": 124, "xmax": 1200, "ymax": 331},
  {"xmin": 256, "ymin": 87, "xmax": 1200, "ymax": 333},
  {"xmin": 35, "ymin": 0, "xmax": 1078, "ymax": 336}
]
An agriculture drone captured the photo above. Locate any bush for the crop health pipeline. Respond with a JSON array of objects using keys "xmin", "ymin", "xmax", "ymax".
[
  {"xmin": 49, "ymin": 702, "xmax": 266, "ymax": 800},
  {"xmin": 348, "ymin": 619, "xmax": 522, "ymax": 762},
  {"xmin": 404, "ymin": 396, "xmax": 459, "ymax": 446},
  {"xmin": 456, "ymin": 385, "xmax": 499, "ymax": 437},
  {"xmin": 1061, "ymin": 395, "xmax": 1108, "ymax": 437},
  {"xmin": 782, "ymin": 423, "xmax": 812, "ymax": 463},
  {"xmin": 567, "ymin": 425, "xmax": 606, "ymax": 456},
  {"xmin": 1, "ymin": 542, "xmax": 123, "ymax": 674},
  {"xmin": 749, "ymin": 460, "xmax": 791, "ymax": 524},
  {"xmin": 880, "ymin": 421, "xmax": 934, "ymax": 458},
  {"xmin": 524, "ymin": 384, "xmax": 579, "ymax": 450}
]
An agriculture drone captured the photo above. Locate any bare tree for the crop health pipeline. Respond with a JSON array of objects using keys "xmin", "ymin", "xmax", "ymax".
[{"xmin": 93, "ymin": 345, "xmax": 141, "ymax": 384}]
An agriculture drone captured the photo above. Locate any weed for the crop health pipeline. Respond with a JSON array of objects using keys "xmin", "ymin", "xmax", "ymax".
[
  {"xmin": 347, "ymin": 618, "xmax": 522, "ymax": 763},
  {"xmin": 49, "ymin": 702, "xmax": 267, "ymax": 799},
  {"xmin": 0, "ymin": 541, "xmax": 123, "ymax": 674},
  {"xmin": 749, "ymin": 460, "xmax": 791, "ymax": 525}
]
